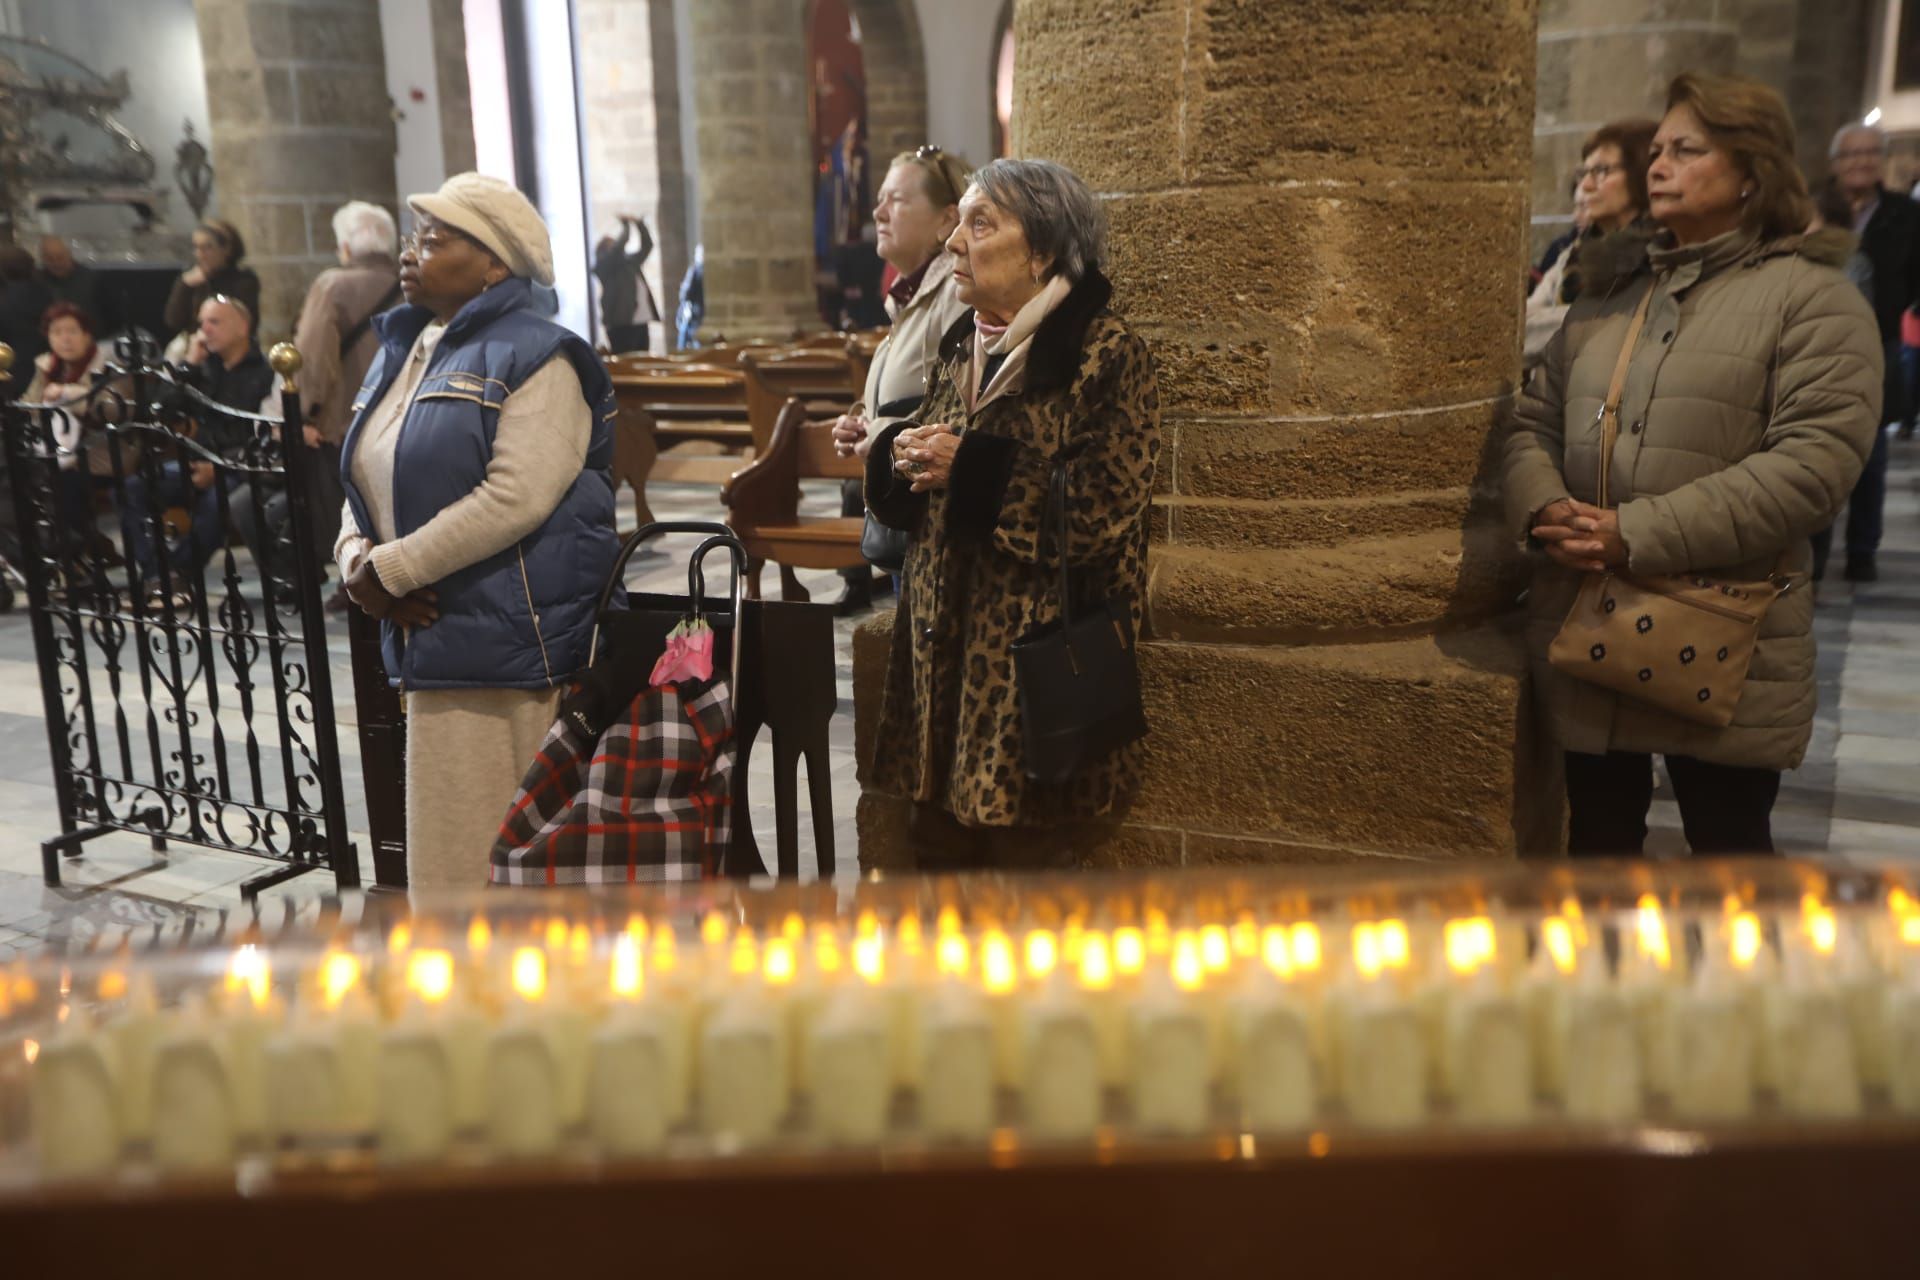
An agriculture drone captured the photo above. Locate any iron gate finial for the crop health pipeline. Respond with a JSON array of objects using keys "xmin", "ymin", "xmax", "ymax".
[
  {"xmin": 0, "ymin": 342, "xmax": 12, "ymax": 384},
  {"xmin": 269, "ymin": 342, "xmax": 302, "ymax": 393}
]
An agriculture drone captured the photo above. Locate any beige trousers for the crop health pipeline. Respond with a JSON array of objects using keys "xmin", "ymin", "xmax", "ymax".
[{"xmin": 403, "ymin": 686, "xmax": 561, "ymax": 901}]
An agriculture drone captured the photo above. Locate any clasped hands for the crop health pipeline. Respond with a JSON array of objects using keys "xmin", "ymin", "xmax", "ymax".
[
  {"xmin": 1531, "ymin": 499, "xmax": 1628, "ymax": 573},
  {"xmin": 891, "ymin": 423, "xmax": 959, "ymax": 493},
  {"xmin": 344, "ymin": 552, "xmax": 439, "ymax": 627}
]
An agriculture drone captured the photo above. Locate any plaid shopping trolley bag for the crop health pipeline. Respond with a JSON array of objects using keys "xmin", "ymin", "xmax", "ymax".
[{"xmin": 489, "ymin": 526, "xmax": 747, "ymax": 886}]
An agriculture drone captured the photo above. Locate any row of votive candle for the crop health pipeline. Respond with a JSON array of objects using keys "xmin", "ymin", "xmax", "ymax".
[{"xmin": 19, "ymin": 892, "xmax": 1920, "ymax": 1180}]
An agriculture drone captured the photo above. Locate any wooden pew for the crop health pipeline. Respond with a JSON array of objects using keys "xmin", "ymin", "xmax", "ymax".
[
  {"xmin": 723, "ymin": 397, "xmax": 866, "ymax": 601},
  {"xmin": 608, "ymin": 365, "xmax": 754, "ymax": 528},
  {"xmin": 741, "ymin": 349, "xmax": 857, "ymax": 452},
  {"xmin": 846, "ymin": 330, "xmax": 883, "ymax": 404}
]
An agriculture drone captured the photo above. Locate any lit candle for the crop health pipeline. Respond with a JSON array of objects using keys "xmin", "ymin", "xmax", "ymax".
[
  {"xmin": 917, "ymin": 938, "xmax": 997, "ymax": 1142},
  {"xmin": 980, "ymin": 929, "xmax": 1023, "ymax": 1088},
  {"xmin": 1535, "ymin": 918, "xmax": 1640, "ymax": 1124},
  {"xmin": 30, "ymin": 1006, "xmax": 122, "ymax": 1180},
  {"xmin": 587, "ymin": 934, "xmax": 673, "ymax": 1158},
  {"xmin": 1765, "ymin": 902, "xmax": 1863, "ymax": 1119},
  {"xmin": 1129, "ymin": 934, "xmax": 1213, "ymax": 1137},
  {"xmin": 699, "ymin": 935, "xmax": 790, "ymax": 1147},
  {"xmin": 1077, "ymin": 930, "xmax": 1129, "ymax": 1088},
  {"xmin": 1668, "ymin": 914, "xmax": 1760, "ymax": 1121},
  {"xmin": 485, "ymin": 946, "xmax": 565, "ymax": 1159},
  {"xmin": 1226, "ymin": 927, "xmax": 1318, "ymax": 1133},
  {"xmin": 1621, "ymin": 894, "xmax": 1679, "ymax": 1101},
  {"xmin": 266, "ymin": 951, "xmax": 379, "ymax": 1149},
  {"xmin": 219, "ymin": 945, "xmax": 282, "ymax": 1144},
  {"xmin": 150, "ymin": 997, "xmax": 240, "ymax": 1173},
  {"xmin": 808, "ymin": 982, "xmax": 891, "ymax": 1146},
  {"xmin": 376, "ymin": 949, "xmax": 467, "ymax": 1163},
  {"xmin": 1438, "ymin": 917, "xmax": 1531, "ymax": 1125},
  {"xmin": 103, "ymin": 970, "xmax": 164, "ymax": 1147},
  {"xmin": 1020, "ymin": 930, "xmax": 1101, "ymax": 1142},
  {"xmin": 1335, "ymin": 921, "xmax": 1426, "ymax": 1128}
]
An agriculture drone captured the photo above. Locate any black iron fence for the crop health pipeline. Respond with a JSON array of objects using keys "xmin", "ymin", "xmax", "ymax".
[{"xmin": 0, "ymin": 335, "xmax": 356, "ymax": 898}]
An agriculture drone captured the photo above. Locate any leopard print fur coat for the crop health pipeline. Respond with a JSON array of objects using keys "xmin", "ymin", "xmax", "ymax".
[{"xmin": 863, "ymin": 268, "xmax": 1162, "ymax": 829}]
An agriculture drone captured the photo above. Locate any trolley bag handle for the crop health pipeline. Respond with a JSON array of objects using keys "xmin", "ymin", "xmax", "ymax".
[
  {"xmin": 686, "ymin": 533, "xmax": 748, "ymax": 686},
  {"xmin": 593, "ymin": 520, "xmax": 738, "ymax": 619}
]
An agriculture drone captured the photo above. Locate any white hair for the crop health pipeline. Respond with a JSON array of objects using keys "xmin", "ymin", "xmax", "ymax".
[
  {"xmin": 1831, "ymin": 123, "xmax": 1887, "ymax": 159},
  {"xmin": 332, "ymin": 201, "xmax": 398, "ymax": 258}
]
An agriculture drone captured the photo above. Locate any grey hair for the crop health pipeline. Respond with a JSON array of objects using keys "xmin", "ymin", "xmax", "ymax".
[
  {"xmin": 968, "ymin": 158, "xmax": 1107, "ymax": 283},
  {"xmin": 332, "ymin": 200, "xmax": 398, "ymax": 258},
  {"xmin": 1831, "ymin": 122, "xmax": 1887, "ymax": 159}
]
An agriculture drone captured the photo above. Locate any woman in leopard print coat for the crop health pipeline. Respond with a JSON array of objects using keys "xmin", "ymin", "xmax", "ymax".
[{"xmin": 864, "ymin": 159, "xmax": 1161, "ymax": 866}]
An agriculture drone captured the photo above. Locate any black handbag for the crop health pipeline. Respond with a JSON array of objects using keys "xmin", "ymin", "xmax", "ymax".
[
  {"xmin": 858, "ymin": 392, "xmax": 923, "ymax": 575},
  {"xmin": 1010, "ymin": 459, "xmax": 1147, "ymax": 783}
]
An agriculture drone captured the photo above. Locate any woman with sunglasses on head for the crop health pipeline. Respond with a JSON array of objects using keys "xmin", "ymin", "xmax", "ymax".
[
  {"xmin": 830, "ymin": 144, "xmax": 974, "ymax": 613},
  {"xmin": 163, "ymin": 219, "xmax": 261, "ymax": 340},
  {"xmin": 1505, "ymin": 73, "xmax": 1881, "ymax": 858},
  {"xmin": 333, "ymin": 173, "xmax": 620, "ymax": 896}
]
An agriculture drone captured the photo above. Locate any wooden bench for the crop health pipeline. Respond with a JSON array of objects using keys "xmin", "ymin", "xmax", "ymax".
[
  {"xmin": 741, "ymin": 349, "xmax": 857, "ymax": 453},
  {"xmin": 722, "ymin": 397, "xmax": 866, "ymax": 601},
  {"xmin": 608, "ymin": 366, "xmax": 754, "ymax": 528}
]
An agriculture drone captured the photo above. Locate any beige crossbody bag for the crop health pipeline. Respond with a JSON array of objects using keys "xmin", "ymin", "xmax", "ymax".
[{"xmin": 1545, "ymin": 287, "xmax": 1790, "ymax": 729}]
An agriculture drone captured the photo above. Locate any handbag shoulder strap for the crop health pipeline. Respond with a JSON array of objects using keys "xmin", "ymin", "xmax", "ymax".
[
  {"xmin": 1046, "ymin": 459, "xmax": 1075, "ymax": 628},
  {"xmin": 1596, "ymin": 286, "xmax": 1655, "ymax": 509}
]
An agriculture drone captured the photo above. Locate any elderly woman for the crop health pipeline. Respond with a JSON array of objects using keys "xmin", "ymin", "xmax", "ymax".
[
  {"xmin": 1505, "ymin": 73, "xmax": 1881, "ymax": 857},
  {"xmin": 334, "ymin": 173, "xmax": 619, "ymax": 893},
  {"xmin": 831, "ymin": 144, "xmax": 973, "ymax": 611},
  {"xmin": 24, "ymin": 301, "xmax": 118, "ymax": 566},
  {"xmin": 1527, "ymin": 120, "xmax": 1658, "ymax": 360},
  {"xmin": 864, "ymin": 158, "xmax": 1161, "ymax": 868},
  {"xmin": 163, "ymin": 220, "xmax": 261, "ymax": 340}
]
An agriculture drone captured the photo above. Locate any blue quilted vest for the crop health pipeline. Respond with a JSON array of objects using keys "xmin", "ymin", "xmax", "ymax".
[{"xmin": 340, "ymin": 278, "xmax": 620, "ymax": 691}]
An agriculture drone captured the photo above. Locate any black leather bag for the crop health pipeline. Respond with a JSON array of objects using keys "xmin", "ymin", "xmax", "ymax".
[
  {"xmin": 858, "ymin": 393, "xmax": 923, "ymax": 575},
  {"xmin": 1010, "ymin": 460, "xmax": 1147, "ymax": 784}
]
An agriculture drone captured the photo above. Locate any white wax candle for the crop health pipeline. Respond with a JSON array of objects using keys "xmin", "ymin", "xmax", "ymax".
[
  {"xmin": 105, "ymin": 973, "xmax": 164, "ymax": 1145},
  {"xmin": 918, "ymin": 986, "xmax": 997, "ymax": 1142},
  {"xmin": 1021, "ymin": 980, "xmax": 1101, "ymax": 1142},
  {"xmin": 700, "ymin": 989, "xmax": 789, "ymax": 1146},
  {"xmin": 1443, "ymin": 976, "xmax": 1532, "ymax": 1125},
  {"xmin": 1886, "ymin": 982, "xmax": 1920, "ymax": 1115},
  {"xmin": 486, "ymin": 1024, "xmax": 563, "ymax": 1158},
  {"xmin": 979, "ymin": 931, "xmax": 1023, "ymax": 1088},
  {"xmin": 808, "ymin": 989, "xmax": 891, "ymax": 1145},
  {"xmin": 1335, "ymin": 923, "xmax": 1425, "ymax": 1128},
  {"xmin": 219, "ymin": 944, "xmax": 281, "ymax": 1143},
  {"xmin": 151, "ymin": 1014, "xmax": 239, "ymax": 1173},
  {"xmin": 1129, "ymin": 981, "xmax": 1212, "ymax": 1138},
  {"xmin": 31, "ymin": 1014, "xmax": 122, "ymax": 1180},
  {"xmin": 1765, "ymin": 981, "xmax": 1862, "ymax": 1120},
  {"xmin": 376, "ymin": 1026, "xmax": 456, "ymax": 1163},
  {"xmin": 1668, "ymin": 984, "xmax": 1755, "ymax": 1121},
  {"xmin": 265, "ymin": 960, "xmax": 379, "ymax": 1148},
  {"xmin": 1557, "ymin": 981, "xmax": 1641, "ymax": 1124},
  {"xmin": 588, "ymin": 1010, "xmax": 673, "ymax": 1158},
  {"xmin": 1227, "ymin": 975, "xmax": 1318, "ymax": 1133}
]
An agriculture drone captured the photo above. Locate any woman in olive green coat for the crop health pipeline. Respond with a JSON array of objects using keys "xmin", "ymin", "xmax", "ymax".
[{"xmin": 1504, "ymin": 72, "xmax": 1881, "ymax": 857}]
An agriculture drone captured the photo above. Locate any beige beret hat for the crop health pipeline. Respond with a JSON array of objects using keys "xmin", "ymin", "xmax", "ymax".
[{"xmin": 407, "ymin": 172, "xmax": 555, "ymax": 287}]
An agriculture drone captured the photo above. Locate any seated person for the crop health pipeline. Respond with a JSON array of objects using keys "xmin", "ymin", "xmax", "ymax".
[{"xmin": 119, "ymin": 295, "xmax": 274, "ymax": 587}]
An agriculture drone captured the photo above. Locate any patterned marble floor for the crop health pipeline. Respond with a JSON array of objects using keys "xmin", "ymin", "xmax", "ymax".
[{"xmin": 1, "ymin": 434, "xmax": 1917, "ymax": 959}]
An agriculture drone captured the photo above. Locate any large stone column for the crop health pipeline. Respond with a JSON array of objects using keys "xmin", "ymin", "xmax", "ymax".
[
  {"xmin": 578, "ymin": 0, "xmax": 690, "ymax": 346},
  {"xmin": 686, "ymin": 0, "xmax": 816, "ymax": 339},
  {"xmin": 429, "ymin": 0, "xmax": 477, "ymax": 176},
  {"xmin": 854, "ymin": 0, "xmax": 1554, "ymax": 869},
  {"xmin": 193, "ymin": 0, "xmax": 398, "ymax": 340}
]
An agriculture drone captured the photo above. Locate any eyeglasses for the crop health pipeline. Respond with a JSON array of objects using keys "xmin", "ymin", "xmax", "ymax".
[
  {"xmin": 401, "ymin": 225, "xmax": 484, "ymax": 258},
  {"xmin": 1574, "ymin": 162, "xmax": 1620, "ymax": 184}
]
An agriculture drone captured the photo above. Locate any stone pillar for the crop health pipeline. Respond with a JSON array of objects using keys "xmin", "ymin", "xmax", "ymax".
[
  {"xmin": 853, "ymin": 0, "xmax": 1554, "ymax": 869},
  {"xmin": 193, "ymin": 0, "xmax": 398, "ymax": 340},
  {"xmin": 578, "ymin": 0, "xmax": 689, "ymax": 348},
  {"xmin": 1532, "ymin": 0, "xmax": 1742, "ymax": 262},
  {"xmin": 1773, "ymin": 0, "xmax": 1875, "ymax": 186},
  {"xmin": 686, "ymin": 0, "xmax": 815, "ymax": 339},
  {"xmin": 847, "ymin": 0, "xmax": 929, "ymax": 160},
  {"xmin": 429, "ymin": 0, "xmax": 477, "ymax": 176}
]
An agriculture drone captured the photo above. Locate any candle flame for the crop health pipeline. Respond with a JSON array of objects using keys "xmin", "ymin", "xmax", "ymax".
[
  {"xmin": 1378, "ymin": 919, "xmax": 1411, "ymax": 970},
  {"xmin": 467, "ymin": 916, "xmax": 492, "ymax": 954},
  {"xmin": 652, "ymin": 922, "xmax": 679, "ymax": 972},
  {"xmin": 387, "ymin": 922, "xmax": 412, "ymax": 956},
  {"xmin": 856, "ymin": 910, "xmax": 879, "ymax": 937},
  {"xmin": 1636, "ymin": 895, "xmax": 1672, "ymax": 971},
  {"xmin": 1901, "ymin": 915, "xmax": 1920, "ymax": 947},
  {"xmin": 1446, "ymin": 917, "xmax": 1497, "ymax": 975},
  {"xmin": 1889, "ymin": 887, "xmax": 1917, "ymax": 918},
  {"xmin": 852, "ymin": 933, "xmax": 886, "ymax": 985},
  {"xmin": 898, "ymin": 913, "xmax": 925, "ymax": 956},
  {"xmin": 1113, "ymin": 927, "xmax": 1145, "ymax": 976},
  {"xmin": 1261, "ymin": 926, "xmax": 1293, "ymax": 979},
  {"xmin": 97, "ymin": 969, "xmax": 128, "ymax": 1002},
  {"xmin": 937, "ymin": 905, "xmax": 961, "ymax": 936},
  {"xmin": 1145, "ymin": 908, "xmax": 1171, "ymax": 955},
  {"xmin": 408, "ymin": 950, "xmax": 455, "ymax": 1005},
  {"xmin": 511, "ymin": 947, "xmax": 547, "ymax": 1002},
  {"xmin": 1078, "ymin": 931, "xmax": 1113, "ymax": 991},
  {"xmin": 1231, "ymin": 916, "xmax": 1259, "ymax": 960},
  {"xmin": 1199, "ymin": 925, "xmax": 1232, "ymax": 975},
  {"xmin": 544, "ymin": 918, "xmax": 569, "ymax": 953},
  {"xmin": 610, "ymin": 934, "xmax": 644, "ymax": 1000},
  {"xmin": 781, "ymin": 913, "xmax": 805, "ymax": 942},
  {"xmin": 815, "ymin": 933, "xmax": 844, "ymax": 975},
  {"xmin": 764, "ymin": 938, "xmax": 797, "ymax": 986},
  {"xmin": 937, "ymin": 932, "xmax": 970, "ymax": 978},
  {"xmin": 1290, "ymin": 922, "xmax": 1322, "ymax": 974},
  {"xmin": 1539, "ymin": 916, "xmax": 1576, "ymax": 975},
  {"xmin": 981, "ymin": 931, "xmax": 1017, "ymax": 996},
  {"xmin": 1025, "ymin": 930, "xmax": 1059, "ymax": 981},
  {"xmin": 625, "ymin": 914, "xmax": 649, "ymax": 946},
  {"xmin": 22, "ymin": 1038, "xmax": 38, "ymax": 1065},
  {"xmin": 1806, "ymin": 908, "xmax": 1838, "ymax": 956},
  {"xmin": 702, "ymin": 911, "xmax": 729, "ymax": 947},
  {"xmin": 1352, "ymin": 923, "xmax": 1383, "ymax": 981},
  {"xmin": 1171, "ymin": 932, "xmax": 1204, "ymax": 992},
  {"xmin": 320, "ymin": 951, "xmax": 362, "ymax": 1009},
  {"xmin": 730, "ymin": 932, "xmax": 759, "ymax": 978},
  {"xmin": 569, "ymin": 923, "xmax": 592, "ymax": 963},
  {"xmin": 226, "ymin": 945, "xmax": 271, "ymax": 1008},
  {"xmin": 1729, "ymin": 913, "xmax": 1763, "ymax": 971}
]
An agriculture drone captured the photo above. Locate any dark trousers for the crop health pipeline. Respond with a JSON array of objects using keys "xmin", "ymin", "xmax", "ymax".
[
  {"xmin": 1564, "ymin": 750, "xmax": 1780, "ymax": 857},
  {"xmin": 119, "ymin": 464, "xmax": 227, "ymax": 580},
  {"xmin": 1810, "ymin": 420, "xmax": 1890, "ymax": 577},
  {"xmin": 1902, "ymin": 342, "xmax": 1919, "ymax": 432},
  {"xmin": 607, "ymin": 323, "xmax": 650, "ymax": 354}
]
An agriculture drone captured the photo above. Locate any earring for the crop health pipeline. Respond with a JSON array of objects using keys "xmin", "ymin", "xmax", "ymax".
[{"xmin": 1741, "ymin": 187, "xmax": 1752, "ymax": 200}]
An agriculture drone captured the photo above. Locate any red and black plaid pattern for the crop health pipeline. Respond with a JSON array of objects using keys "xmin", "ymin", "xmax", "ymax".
[{"xmin": 489, "ymin": 679, "xmax": 733, "ymax": 886}]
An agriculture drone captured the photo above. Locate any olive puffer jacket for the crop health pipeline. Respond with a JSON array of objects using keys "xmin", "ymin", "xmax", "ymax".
[{"xmin": 1505, "ymin": 225, "xmax": 1882, "ymax": 770}]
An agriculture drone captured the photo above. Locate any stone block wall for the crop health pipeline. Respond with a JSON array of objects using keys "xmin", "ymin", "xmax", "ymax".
[{"xmin": 193, "ymin": 0, "xmax": 397, "ymax": 341}]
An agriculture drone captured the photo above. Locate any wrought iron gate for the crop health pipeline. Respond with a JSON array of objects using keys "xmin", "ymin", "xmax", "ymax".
[{"xmin": 0, "ymin": 335, "xmax": 356, "ymax": 897}]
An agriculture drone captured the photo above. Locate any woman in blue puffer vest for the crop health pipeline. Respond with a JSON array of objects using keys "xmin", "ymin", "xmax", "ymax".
[{"xmin": 335, "ymin": 173, "xmax": 619, "ymax": 895}]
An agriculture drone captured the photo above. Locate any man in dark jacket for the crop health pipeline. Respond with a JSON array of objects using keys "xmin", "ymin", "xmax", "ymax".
[
  {"xmin": 37, "ymin": 237, "xmax": 109, "ymax": 334},
  {"xmin": 1817, "ymin": 124, "xmax": 1919, "ymax": 583},
  {"xmin": 592, "ymin": 214, "xmax": 659, "ymax": 353}
]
